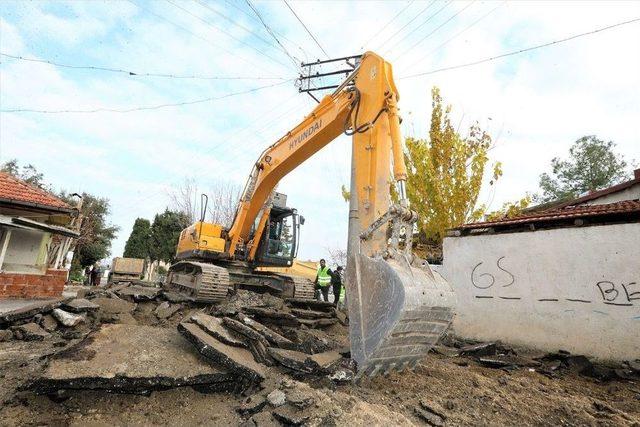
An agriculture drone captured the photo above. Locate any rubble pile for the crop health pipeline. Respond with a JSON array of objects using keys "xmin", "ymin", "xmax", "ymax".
[
  {"xmin": 178, "ymin": 291, "xmax": 353, "ymax": 386},
  {"xmin": 2, "ymin": 281, "xmax": 640, "ymax": 426},
  {"xmin": 0, "ymin": 281, "xmax": 352, "ymax": 399},
  {"xmin": 433, "ymin": 334, "xmax": 640, "ymax": 381}
]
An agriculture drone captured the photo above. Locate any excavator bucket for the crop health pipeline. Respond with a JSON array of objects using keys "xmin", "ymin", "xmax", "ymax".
[{"xmin": 346, "ymin": 252, "xmax": 456, "ymax": 378}]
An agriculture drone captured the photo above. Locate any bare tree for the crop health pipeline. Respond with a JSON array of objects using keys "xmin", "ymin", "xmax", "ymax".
[
  {"xmin": 326, "ymin": 247, "xmax": 347, "ymax": 269},
  {"xmin": 168, "ymin": 178, "xmax": 241, "ymax": 228},
  {"xmin": 207, "ymin": 180, "xmax": 241, "ymax": 229},
  {"xmin": 167, "ymin": 178, "xmax": 199, "ymax": 223}
]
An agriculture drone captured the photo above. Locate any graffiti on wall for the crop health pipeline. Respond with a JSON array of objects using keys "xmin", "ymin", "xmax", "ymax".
[{"xmin": 470, "ymin": 257, "xmax": 638, "ymax": 309}]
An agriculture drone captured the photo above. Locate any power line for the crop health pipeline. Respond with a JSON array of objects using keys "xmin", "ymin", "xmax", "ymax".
[
  {"xmin": 0, "ymin": 52, "xmax": 288, "ymax": 81},
  {"xmin": 375, "ymin": 1, "xmax": 436, "ymax": 51},
  {"xmin": 192, "ymin": 0, "xmax": 279, "ymax": 50},
  {"xmin": 219, "ymin": 0, "xmax": 313, "ymax": 61},
  {"xmin": 358, "ymin": 0, "xmax": 415, "ymax": 50},
  {"xmin": 165, "ymin": 0, "xmax": 294, "ymax": 71},
  {"xmin": 383, "ymin": 0, "xmax": 452, "ymax": 57},
  {"xmin": 393, "ymin": 0, "xmax": 474, "ymax": 61},
  {"xmin": 1, "ymin": 79, "xmax": 292, "ymax": 114},
  {"xmin": 405, "ymin": 1, "xmax": 505, "ymax": 69},
  {"xmin": 401, "ymin": 17, "xmax": 640, "ymax": 79},
  {"xmin": 243, "ymin": 0, "xmax": 301, "ymax": 68},
  {"xmin": 122, "ymin": 94, "xmax": 309, "ymax": 211},
  {"xmin": 193, "ymin": 0, "xmax": 310, "ymax": 65},
  {"xmin": 126, "ymin": 0, "xmax": 285, "ymax": 78},
  {"xmin": 282, "ymin": 0, "xmax": 330, "ymax": 59}
]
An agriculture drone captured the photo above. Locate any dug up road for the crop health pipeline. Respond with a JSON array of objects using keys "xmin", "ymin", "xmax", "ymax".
[{"xmin": 0, "ymin": 285, "xmax": 639, "ymax": 427}]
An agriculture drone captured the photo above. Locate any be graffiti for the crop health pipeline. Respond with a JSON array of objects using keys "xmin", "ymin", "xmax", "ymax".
[{"xmin": 596, "ymin": 281, "xmax": 639, "ymax": 307}]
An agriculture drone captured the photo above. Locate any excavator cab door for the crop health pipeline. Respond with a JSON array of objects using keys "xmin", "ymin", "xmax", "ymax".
[{"xmin": 254, "ymin": 207, "xmax": 299, "ymax": 267}]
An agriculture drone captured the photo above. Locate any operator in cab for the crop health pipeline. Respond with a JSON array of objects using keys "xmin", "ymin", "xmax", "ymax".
[{"xmin": 314, "ymin": 259, "xmax": 332, "ymax": 302}]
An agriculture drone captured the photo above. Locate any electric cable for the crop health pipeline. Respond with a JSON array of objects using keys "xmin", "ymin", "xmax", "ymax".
[
  {"xmin": 1, "ymin": 80, "xmax": 292, "ymax": 114},
  {"xmin": 244, "ymin": 0, "xmax": 302, "ymax": 69},
  {"xmin": 0, "ymin": 52, "xmax": 288, "ymax": 81},
  {"xmin": 358, "ymin": 0, "xmax": 415, "ymax": 50},
  {"xmin": 401, "ymin": 17, "xmax": 640, "ymax": 79},
  {"xmin": 283, "ymin": 0, "xmax": 330, "ymax": 59}
]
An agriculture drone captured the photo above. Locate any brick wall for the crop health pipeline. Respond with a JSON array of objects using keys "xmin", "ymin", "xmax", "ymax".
[{"xmin": 0, "ymin": 269, "xmax": 67, "ymax": 299}]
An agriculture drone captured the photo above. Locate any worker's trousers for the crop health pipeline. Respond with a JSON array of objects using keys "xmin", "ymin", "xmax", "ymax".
[
  {"xmin": 332, "ymin": 283, "xmax": 342, "ymax": 306},
  {"xmin": 315, "ymin": 284, "xmax": 330, "ymax": 302}
]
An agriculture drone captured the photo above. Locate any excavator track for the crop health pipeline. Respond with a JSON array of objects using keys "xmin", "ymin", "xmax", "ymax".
[
  {"xmin": 165, "ymin": 261, "xmax": 231, "ymax": 303},
  {"xmin": 287, "ymin": 275, "xmax": 315, "ymax": 300}
]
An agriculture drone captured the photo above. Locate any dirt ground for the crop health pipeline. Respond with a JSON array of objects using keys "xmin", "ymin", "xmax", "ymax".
[{"xmin": 1, "ymin": 294, "xmax": 639, "ymax": 426}]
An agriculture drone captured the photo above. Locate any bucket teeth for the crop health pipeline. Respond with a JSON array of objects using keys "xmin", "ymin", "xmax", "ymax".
[{"xmin": 347, "ymin": 253, "xmax": 456, "ymax": 379}]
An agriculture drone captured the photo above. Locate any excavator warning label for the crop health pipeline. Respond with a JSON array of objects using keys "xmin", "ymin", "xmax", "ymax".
[{"xmin": 289, "ymin": 119, "xmax": 322, "ymax": 150}]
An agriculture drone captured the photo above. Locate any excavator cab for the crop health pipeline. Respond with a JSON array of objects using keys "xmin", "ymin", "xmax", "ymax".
[{"xmin": 254, "ymin": 205, "xmax": 302, "ymax": 268}]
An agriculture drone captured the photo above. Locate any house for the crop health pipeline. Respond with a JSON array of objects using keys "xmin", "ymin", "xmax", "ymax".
[
  {"xmin": 442, "ymin": 171, "xmax": 640, "ymax": 361},
  {"xmin": 0, "ymin": 172, "xmax": 79, "ymax": 299}
]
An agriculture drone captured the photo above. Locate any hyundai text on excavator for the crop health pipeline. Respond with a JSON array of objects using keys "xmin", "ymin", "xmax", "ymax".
[{"xmin": 165, "ymin": 52, "xmax": 456, "ymax": 377}]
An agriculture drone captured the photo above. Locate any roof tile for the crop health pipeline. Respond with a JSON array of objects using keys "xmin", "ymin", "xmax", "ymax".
[
  {"xmin": 458, "ymin": 199, "xmax": 640, "ymax": 230},
  {"xmin": 0, "ymin": 172, "xmax": 71, "ymax": 211}
]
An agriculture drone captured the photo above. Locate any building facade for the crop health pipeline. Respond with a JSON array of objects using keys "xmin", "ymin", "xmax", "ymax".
[{"xmin": 0, "ymin": 172, "xmax": 79, "ymax": 299}]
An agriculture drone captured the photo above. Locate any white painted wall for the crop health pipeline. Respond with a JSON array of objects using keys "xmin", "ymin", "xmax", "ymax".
[
  {"xmin": 442, "ymin": 223, "xmax": 640, "ymax": 361},
  {"xmin": 2, "ymin": 228, "xmax": 48, "ymax": 274}
]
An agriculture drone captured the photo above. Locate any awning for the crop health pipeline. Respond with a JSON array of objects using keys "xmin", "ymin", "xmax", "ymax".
[{"xmin": 0, "ymin": 215, "xmax": 79, "ymax": 238}]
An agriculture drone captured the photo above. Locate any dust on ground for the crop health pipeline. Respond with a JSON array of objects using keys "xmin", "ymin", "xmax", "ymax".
[{"xmin": 1, "ymin": 285, "xmax": 639, "ymax": 426}]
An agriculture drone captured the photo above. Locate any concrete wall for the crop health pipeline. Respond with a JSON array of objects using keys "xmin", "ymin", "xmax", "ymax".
[
  {"xmin": 442, "ymin": 223, "xmax": 639, "ymax": 361},
  {"xmin": 582, "ymin": 183, "xmax": 640, "ymax": 205}
]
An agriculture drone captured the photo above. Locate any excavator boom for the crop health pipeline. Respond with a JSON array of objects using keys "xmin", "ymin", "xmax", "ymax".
[{"xmin": 221, "ymin": 52, "xmax": 455, "ymax": 376}]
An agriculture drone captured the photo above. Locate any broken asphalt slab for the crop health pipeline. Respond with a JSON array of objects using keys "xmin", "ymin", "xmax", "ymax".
[
  {"xmin": 0, "ymin": 298, "xmax": 66, "ymax": 325},
  {"xmin": 239, "ymin": 315, "xmax": 294, "ymax": 349},
  {"xmin": 29, "ymin": 324, "xmax": 237, "ymax": 394},
  {"xmin": 191, "ymin": 313, "xmax": 247, "ymax": 348},
  {"xmin": 178, "ymin": 322, "xmax": 266, "ymax": 382},
  {"xmin": 222, "ymin": 317, "xmax": 270, "ymax": 348},
  {"xmin": 285, "ymin": 298, "xmax": 335, "ymax": 312},
  {"xmin": 62, "ymin": 298, "xmax": 100, "ymax": 313},
  {"xmin": 268, "ymin": 348, "xmax": 314, "ymax": 372},
  {"xmin": 115, "ymin": 285, "xmax": 161, "ymax": 301},
  {"xmin": 289, "ymin": 308, "xmax": 334, "ymax": 319},
  {"xmin": 10, "ymin": 322, "xmax": 51, "ymax": 341},
  {"xmin": 459, "ymin": 342, "xmax": 497, "ymax": 357},
  {"xmin": 268, "ymin": 348, "xmax": 342, "ymax": 374},
  {"xmin": 154, "ymin": 302, "xmax": 181, "ymax": 320},
  {"xmin": 243, "ymin": 307, "xmax": 300, "ymax": 327}
]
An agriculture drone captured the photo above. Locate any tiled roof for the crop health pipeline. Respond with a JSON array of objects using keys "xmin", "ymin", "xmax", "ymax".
[
  {"xmin": 456, "ymin": 199, "xmax": 640, "ymax": 231},
  {"xmin": 0, "ymin": 172, "xmax": 72, "ymax": 211},
  {"xmin": 553, "ymin": 170, "xmax": 640, "ymax": 209}
]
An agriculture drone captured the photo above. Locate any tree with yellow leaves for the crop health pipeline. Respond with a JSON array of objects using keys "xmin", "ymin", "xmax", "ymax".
[{"xmin": 405, "ymin": 87, "xmax": 502, "ymax": 244}]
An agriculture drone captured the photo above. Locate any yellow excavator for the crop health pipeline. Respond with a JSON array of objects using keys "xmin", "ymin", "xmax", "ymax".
[{"xmin": 165, "ymin": 52, "xmax": 456, "ymax": 376}]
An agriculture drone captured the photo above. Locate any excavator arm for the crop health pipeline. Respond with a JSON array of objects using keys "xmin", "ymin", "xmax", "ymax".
[
  {"xmin": 229, "ymin": 52, "xmax": 405, "ymax": 256},
  {"xmin": 228, "ymin": 52, "xmax": 456, "ymax": 377}
]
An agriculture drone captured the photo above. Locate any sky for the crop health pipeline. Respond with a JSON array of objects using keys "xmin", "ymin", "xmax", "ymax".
[{"xmin": 1, "ymin": 0, "xmax": 639, "ymax": 263}]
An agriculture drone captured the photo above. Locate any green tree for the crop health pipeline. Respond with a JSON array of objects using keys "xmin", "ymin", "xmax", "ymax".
[
  {"xmin": 405, "ymin": 87, "xmax": 501, "ymax": 243},
  {"xmin": 123, "ymin": 218, "xmax": 151, "ymax": 259},
  {"xmin": 60, "ymin": 192, "xmax": 119, "ymax": 268},
  {"xmin": 537, "ymin": 136, "xmax": 629, "ymax": 203},
  {"xmin": 150, "ymin": 209, "xmax": 190, "ymax": 264},
  {"xmin": 1, "ymin": 159, "xmax": 50, "ymax": 190}
]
